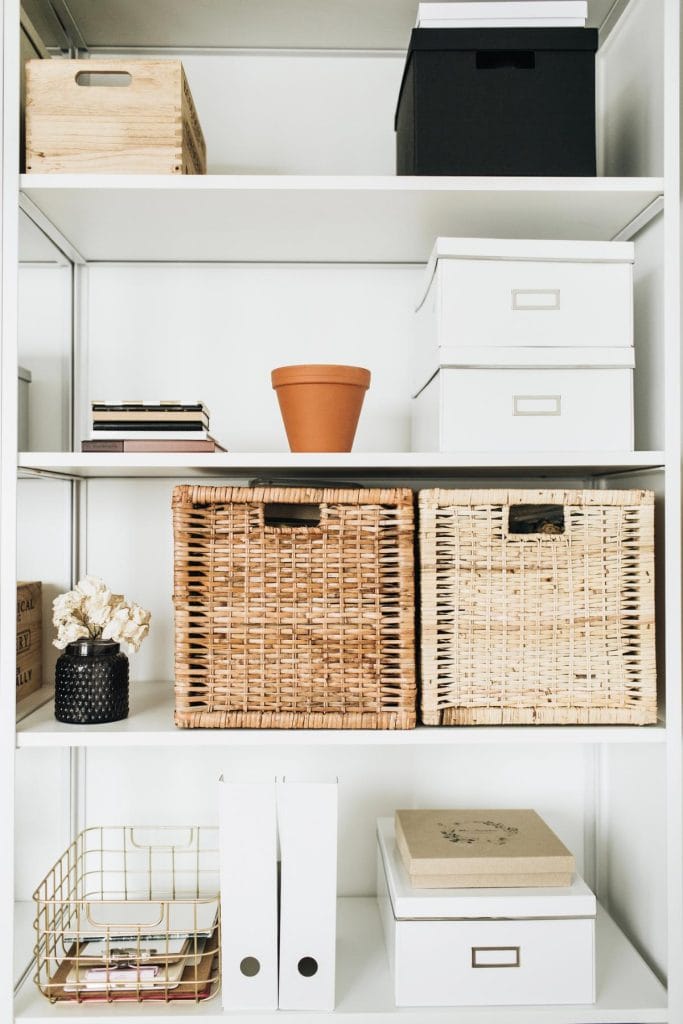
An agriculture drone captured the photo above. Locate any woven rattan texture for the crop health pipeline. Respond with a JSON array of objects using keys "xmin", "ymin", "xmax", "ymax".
[
  {"xmin": 173, "ymin": 486, "xmax": 416, "ymax": 728},
  {"xmin": 419, "ymin": 489, "xmax": 657, "ymax": 726}
]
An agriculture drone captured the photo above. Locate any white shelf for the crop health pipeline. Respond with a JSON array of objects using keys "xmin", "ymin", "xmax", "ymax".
[
  {"xmin": 19, "ymin": 176, "xmax": 664, "ymax": 264},
  {"xmin": 26, "ymin": 0, "xmax": 619, "ymax": 52},
  {"xmin": 15, "ymin": 684, "xmax": 666, "ymax": 748},
  {"xmin": 14, "ymin": 897, "xmax": 667, "ymax": 1022},
  {"xmin": 17, "ymin": 451, "xmax": 666, "ymax": 481}
]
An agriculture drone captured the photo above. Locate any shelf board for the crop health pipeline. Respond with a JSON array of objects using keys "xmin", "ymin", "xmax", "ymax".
[
  {"xmin": 16, "ymin": 683, "xmax": 666, "ymax": 748},
  {"xmin": 14, "ymin": 897, "xmax": 667, "ymax": 1022},
  {"xmin": 17, "ymin": 451, "xmax": 666, "ymax": 481},
  {"xmin": 22, "ymin": 0, "xmax": 619, "ymax": 52},
  {"xmin": 19, "ymin": 176, "xmax": 664, "ymax": 264}
]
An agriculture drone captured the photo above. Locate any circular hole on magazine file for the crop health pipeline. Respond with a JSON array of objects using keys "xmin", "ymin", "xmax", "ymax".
[
  {"xmin": 298, "ymin": 956, "xmax": 318, "ymax": 977},
  {"xmin": 240, "ymin": 956, "xmax": 261, "ymax": 977}
]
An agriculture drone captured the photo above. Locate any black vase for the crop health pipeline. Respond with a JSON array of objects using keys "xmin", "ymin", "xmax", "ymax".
[{"xmin": 54, "ymin": 640, "xmax": 129, "ymax": 724}]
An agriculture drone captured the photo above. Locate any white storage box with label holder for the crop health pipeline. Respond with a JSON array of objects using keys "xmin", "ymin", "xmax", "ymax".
[
  {"xmin": 412, "ymin": 349, "xmax": 634, "ymax": 452},
  {"xmin": 376, "ymin": 819, "xmax": 596, "ymax": 1008},
  {"xmin": 414, "ymin": 238, "xmax": 635, "ymax": 387},
  {"xmin": 411, "ymin": 237, "xmax": 635, "ymax": 452}
]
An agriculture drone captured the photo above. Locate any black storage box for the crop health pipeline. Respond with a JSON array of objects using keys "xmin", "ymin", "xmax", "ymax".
[{"xmin": 395, "ymin": 28, "xmax": 598, "ymax": 176}]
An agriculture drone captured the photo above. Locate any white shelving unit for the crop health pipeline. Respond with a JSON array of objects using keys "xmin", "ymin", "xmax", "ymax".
[{"xmin": 2, "ymin": 1, "xmax": 681, "ymax": 1022}]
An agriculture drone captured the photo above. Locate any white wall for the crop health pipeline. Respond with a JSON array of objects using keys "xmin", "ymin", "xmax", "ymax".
[
  {"xmin": 180, "ymin": 52, "xmax": 404, "ymax": 175},
  {"xmin": 83, "ymin": 744, "xmax": 590, "ymax": 898},
  {"xmin": 85, "ymin": 263, "xmax": 420, "ymax": 453}
]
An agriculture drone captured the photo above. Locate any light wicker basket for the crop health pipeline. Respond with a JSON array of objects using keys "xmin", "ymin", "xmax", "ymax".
[
  {"xmin": 172, "ymin": 485, "xmax": 416, "ymax": 728},
  {"xmin": 419, "ymin": 489, "xmax": 657, "ymax": 726},
  {"xmin": 33, "ymin": 826, "xmax": 220, "ymax": 1004}
]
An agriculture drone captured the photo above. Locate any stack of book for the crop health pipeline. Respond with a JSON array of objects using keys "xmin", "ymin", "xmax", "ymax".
[
  {"xmin": 415, "ymin": 1, "xmax": 588, "ymax": 28},
  {"xmin": 82, "ymin": 401, "xmax": 226, "ymax": 453}
]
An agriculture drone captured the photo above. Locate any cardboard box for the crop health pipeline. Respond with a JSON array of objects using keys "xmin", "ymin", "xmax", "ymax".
[
  {"xmin": 17, "ymin": 581, "xmax": 42, "ymax": 702},
  {"xmin": 395, "ymin": 809, "xmax": 574, "ymax": 888}
]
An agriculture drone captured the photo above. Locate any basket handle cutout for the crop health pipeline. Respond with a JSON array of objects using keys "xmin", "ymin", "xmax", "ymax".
[
  {"xmin": 75, "ymin": 71, "xmax": 133, "ymax": 88},
  {"xmin": 84, "ymin": 901, "xmax": 165, "ymax": 930},
  {"xmin": 263, "ymin": 503, "xmax": 321, "ymax": 528},
  {"xmin": 128, "ymin": 826, "xmax": 195, "ymax": 851},
  {"xmin": 508, "ymin": 504, "xmax": 565, "ymax": 536},
  {"xmin": 476, "ymin": 51, "xmax": 535, "ymax": 70}
]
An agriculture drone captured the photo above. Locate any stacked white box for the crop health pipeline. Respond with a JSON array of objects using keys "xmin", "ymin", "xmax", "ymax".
[
  {"xmin": 411, "ymin": 238, "xmax": 635, "ymax": 452},
  {"xmin": 415, "ymin": 2, "xmax": 588, "ymax": 28},
  {"xmin": 376, "ymin": 819, "xmax": 596, "ymax": 1007}
]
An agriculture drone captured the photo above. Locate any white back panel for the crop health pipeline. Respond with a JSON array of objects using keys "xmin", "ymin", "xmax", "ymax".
[
  {"xmin": 633, "ymin": 213, "xmax": 665, "ymax": 451},
  {"xmin": 602, "ymin": 744, "xmax": 667, "ymax": 980},
  {"xmin": 18, "ymin": 265, "xmax": 71, "ymax": 452},
  {"xmin": 84, "ymin": 745, "xmax": 588, "ymax": 897},
  {"xmin": 86, "ymin": 263, "xmax": 419, "ymax": 453},
  {"xmin": 17, "ymin": 479, "xmax": 72, "ymax": 687},
  {"xmin": 597, "ymin": 0, "xmax": 664, "ymax": 176},
  {"xmin": 15, "ymin": 749, "xmax": 68, "ymax": 900},
  {"xmin": 180, "ymin": 53, "xmax": 404, "ymax": 175}
]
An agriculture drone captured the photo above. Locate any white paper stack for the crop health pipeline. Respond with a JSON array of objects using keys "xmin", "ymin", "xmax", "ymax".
[{"xmin": 416, "ymin": 2, "xmax": 588, "ymax": 28}]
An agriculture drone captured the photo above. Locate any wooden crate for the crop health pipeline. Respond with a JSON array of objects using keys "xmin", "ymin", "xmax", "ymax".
[
  {"xmin": 25, "ymin": 59, "xmax": 206, "ymax": 174},
  {"xmin": 419, "ymin": 489, "xmax": 657, "ymax": 726},
  {"xmin": 17, "ymin": 581, "xmax": 42, "ymax": 702},
  {"xmin": 172, "ymin": 485, "xmax": 416, "ymax": 729}
]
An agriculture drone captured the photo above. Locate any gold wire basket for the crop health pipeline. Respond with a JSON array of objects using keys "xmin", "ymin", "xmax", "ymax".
[{"xmin": 33, "ymin": 826, "xmax": 220, "ymax": 1004}]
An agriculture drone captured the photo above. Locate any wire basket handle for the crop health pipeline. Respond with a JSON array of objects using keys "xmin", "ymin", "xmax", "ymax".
[{"xmin": 127, "ymin": 826, "xmax": 197, "ymax": 851}]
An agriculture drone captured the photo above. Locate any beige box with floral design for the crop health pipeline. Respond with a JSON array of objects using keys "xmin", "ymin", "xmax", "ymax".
[{"xmin": 395, "ymin": 809, "xmax": 575, "ymax": 888}]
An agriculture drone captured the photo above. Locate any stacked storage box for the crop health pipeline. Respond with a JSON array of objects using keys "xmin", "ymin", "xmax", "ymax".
[
  {"xmin": 376, "ymin": 816, "xmax": 596, "ymax": 1007},
  {"xmin": 395, "ymin": 3, "xmax": 595, "ymax": 176},
  {"xmin": 411, "ymin": 238, "xmax": 635, "ymax": 452}
]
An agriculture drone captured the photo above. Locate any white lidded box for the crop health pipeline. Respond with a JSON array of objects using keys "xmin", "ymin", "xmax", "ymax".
[
  {"xmin": 412, "ymin": 358, "xmax": 634, "ymax": 452},
  {"xmin": 412, "ymin": 238, "xmax": 635, "ymax": 453},
  {"xmin": 415, "ymin": 1, "xmax": 588, "ymax": 28},
  {"xmin": 376, "ymin": 818, "xmax": 596, "ymax": 1008}
]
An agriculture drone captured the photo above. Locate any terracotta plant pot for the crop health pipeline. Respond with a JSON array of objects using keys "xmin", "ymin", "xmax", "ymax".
[{"xmin": 272, "ymin": 364, "xmax": 371, "ymax": 452}]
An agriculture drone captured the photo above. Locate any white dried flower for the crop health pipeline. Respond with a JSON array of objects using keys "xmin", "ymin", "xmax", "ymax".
[
  {"xmin": 52, "ymin": 591, "xmax": 84, "ymax": 624},
  {"xmin": 53, "ymin": 577, "xmax": 151, "ymax": 652},
  {"xmin": 101, "ymin": 600, "xmax": 151, "ymax": 652},
  {"xmin": 75, "ymin": 575, "xmax": 109, "ymax": 599},
  {"xmin": 53, "ymin": 620, "xmax": 90, "ymax": 650},
  {"xmin": 83, "ymin": 591, "xmax": 113, "ymax": 629}
]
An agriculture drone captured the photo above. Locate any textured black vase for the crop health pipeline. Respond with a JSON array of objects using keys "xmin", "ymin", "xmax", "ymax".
[{"xmin": 55, "ymin": 640, "xmax": 129, "ymax": 724}]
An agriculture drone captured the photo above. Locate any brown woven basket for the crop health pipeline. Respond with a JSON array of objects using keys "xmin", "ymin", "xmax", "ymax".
[
  {"xmin": 173, "ymin": 485, "xmax": 416, "ymax": 728},
  {"xmin": 419, "ymin": 488, "xmax": 657, "ymax": 726}
]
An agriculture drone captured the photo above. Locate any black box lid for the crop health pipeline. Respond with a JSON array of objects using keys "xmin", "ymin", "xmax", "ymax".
[{"xmin": 395, "ymin": 27, "xmax": 598, "ymax": 129}]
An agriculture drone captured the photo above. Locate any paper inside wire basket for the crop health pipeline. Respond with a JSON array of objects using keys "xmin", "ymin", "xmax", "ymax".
[
  {"xmin": 49, "ymin": 930, "xmax": 218, "ymax": 1002},
  {"xmin": 62, "ymin": 900, "xmax": 218, "ymax": 941}
]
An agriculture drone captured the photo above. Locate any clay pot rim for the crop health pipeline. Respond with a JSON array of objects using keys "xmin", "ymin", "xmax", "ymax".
[{"xmin": 271, "ymin": 364, "xmax": 371, "ymax": 389}]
